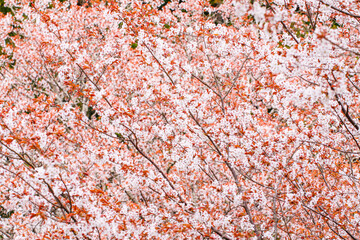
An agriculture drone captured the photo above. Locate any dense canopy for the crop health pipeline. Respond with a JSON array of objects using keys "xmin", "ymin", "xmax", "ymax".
[{"xmin": 0, "ymin": 0, "xmax": 360, "ymax": 239}]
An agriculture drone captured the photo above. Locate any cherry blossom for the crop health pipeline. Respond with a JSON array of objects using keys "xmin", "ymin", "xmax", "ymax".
[{"xmin": 0, "ymin": 0, "xmax": 359, "ymax": 239}]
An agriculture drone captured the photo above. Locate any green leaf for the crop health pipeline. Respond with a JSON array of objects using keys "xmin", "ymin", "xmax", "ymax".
[
  {"xmin": 158, "ymin": 0, "xmax": 171, "ymax": 11},
  {"xmin": 8, "ymin": 59, "xmax": 16, "ymax": 69},
  {"xmin": 0, "ymin": 206, "xmax": 14, "ymax": 219},
  {"xmin": 0, "ymin": 0, "xmax": 14, "ymax": 16},
  {"xmin": 115, "ymin": 132, "xmax": 124, "ymax": 142},
  {"xmin": 86, "ymin": 106, "xmax": 97, "ymax": 120},
  {"xmin": 331, "ymin": 21, "xmax": 341, "ymax": 29},
  {"xmin": 130, "ymin": 42, "xmax": 138, "ymax": 49},
  {"xmin": 8, "ymin": 31, "xmax": 17, "ymax": 37},
  {"xmin": 209, "ymin": 0, "xmax": 223, "ymax": 7},
  {"xmin": 76, "ymin": 102, "xmax": 83, "ymax": 110},
  {"xmin": 330, "ymin": 18, "xmax": 342, "ymax": 29},
  {"xmin": 164, "ymin": 23, "xmax": 170, "ymax": 29},
  {"xmin": 5, "ymin": 37, "xmax": 15, "ymax": 48}
]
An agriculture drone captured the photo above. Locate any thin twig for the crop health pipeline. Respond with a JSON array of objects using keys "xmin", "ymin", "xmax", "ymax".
[
  {"xmin": 303, "ymin": 204, "xmax": 358, "ymax": 240},
  {"xmin": 188, "ymin": 110, "xmax": 263, "ymax": 239},
  {"xmin": 127, "ymin": 133, "xmax": 186, "ymax": 205},
  {"xmin": 143, "ymin": 43, "xmax": 175, "ymax": 85},
  {"xmin": 346, "ymin": 75, "xmax": 360, "ymax": 93},
  {"xmin": 319, "ymin": 0, "xmax": 360, "ymax": 19},
  {"xmin": 211, "ymin": 227, "xmax": 232, "ymax": 240},
  {"xmin": 327, "ymin": 73, "xmax": 359, "ymax": 130},
  {"xmin": 265, "ymin": 0, "xmax": 299, "ymax": 44},
  {"xmin": 332, "ymin": 109, "xmax": 360, "ymax": 151},
  {"xmin": 324, "ymin": 38, "xmax": 360, "ymax": 57},
  {"xmin": 223, "ymin": 54, "xmax": 251, "ymax": 99},
  {"xmin": 59, "ymin": 174, "xmax": 73, "ymax": 212},
  {"xmin": 179, "ymin": 66, "xmax": 220, "ymax": 97},
  {"xmin": 0, "ymin": 165, "xmax": 55, "ymax": 207}
]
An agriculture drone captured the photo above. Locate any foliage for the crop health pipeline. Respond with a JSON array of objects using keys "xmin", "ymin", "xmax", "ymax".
[{"xmin": 0, "ymin": 0, "xmax": 360, "ymax": 239}]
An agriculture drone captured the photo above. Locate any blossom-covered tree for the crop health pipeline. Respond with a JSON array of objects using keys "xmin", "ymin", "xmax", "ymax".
[{"xmin": 0, "ymin": 0, "xmax": 359, "ymax": 239}]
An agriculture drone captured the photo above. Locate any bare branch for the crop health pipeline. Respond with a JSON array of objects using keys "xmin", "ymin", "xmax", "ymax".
[
  {"xmin": 143, "ymin": 43, "xmax": 175, "ymax": 85},
  {"xmin": 179, "ymin": 66, "xmax": 221, "ymax": 98},
  {"xmin": 127, "ymin": 133, "xmax": 186, "ymax": 205},
  {"xmin": 303, "ymin": 204, "xmax": 358, "ymax": 240},
  {"xmin": 211, "ymin": 227, "xmax": 232, "ymax": 240},
  {"xmin": 319, "ymin": 0, "xmax": 360, "ymax": 19},
  {"xmin": 327, "ymin": 73, "xmax": 359, "ymax": 130},
  {"xmin": 188, "ymin": 110, "xmax": 263, "ymax": 239},
  {"xmin": 324, "ymin": 38, "xmax": 360, "ymax": 57},
  {"xmin": 264, "ymin": 0, "xmax": 299, "ymax": 44}
]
